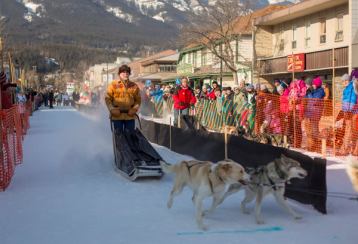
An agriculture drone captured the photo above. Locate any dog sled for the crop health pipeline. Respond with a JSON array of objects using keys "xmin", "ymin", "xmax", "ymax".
[{"xmin": 111, "ymin": 119, "xmax": 163, "ymax": 181}]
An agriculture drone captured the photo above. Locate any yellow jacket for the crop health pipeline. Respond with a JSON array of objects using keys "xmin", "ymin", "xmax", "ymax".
[{"xmin": 105, "ymin": 79, "xmax": 141, "ymax": 120}]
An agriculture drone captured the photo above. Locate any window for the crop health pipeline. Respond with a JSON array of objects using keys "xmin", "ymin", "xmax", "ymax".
[
  {"xmin": 201, "ymin": 49, "xmax": 207, "ymax": 66},
  {"xmin": 193, "ymin": 51, "xmax": 197, "ymax": 67},
  {"xmin": 335, "ymin": 15, "xmax": 344, "ymax": 42},
  {"xmin": 305, "ymin": 21, "xmax": 311, "ymax": 48},
  {"xmin": 292, "ymin": 24, "xmax": 297, "ymax": 49},
  {"xmin": 320, "ymin": 19, "xmax": 326, "ymax": 44},
  {"xmin": 159, "ymin": 64, "xmax": 176, "ymax": 72},
  {"xmin": 278, "ymin": 25, "xmax": 284, "ymax": 50}
]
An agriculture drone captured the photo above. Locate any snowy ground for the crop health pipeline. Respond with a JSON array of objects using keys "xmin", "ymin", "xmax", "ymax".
[{"xmin": 0, "ymin": 106, "xmax": 357, "ymax": 244}]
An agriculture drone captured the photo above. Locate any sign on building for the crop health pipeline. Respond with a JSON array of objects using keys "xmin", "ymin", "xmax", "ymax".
[{"xmin": 288, "ymin": 53, "xmax": 305, "ymax": 72}]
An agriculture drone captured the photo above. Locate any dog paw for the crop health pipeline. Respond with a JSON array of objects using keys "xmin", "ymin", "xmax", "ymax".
[
  {"xmin": 203, "ymin": 209, "xmax": 214, "ymax": 216},
  {"xmin": 167, "ymin": 201, "xmax": 173, "ymax": 209}
]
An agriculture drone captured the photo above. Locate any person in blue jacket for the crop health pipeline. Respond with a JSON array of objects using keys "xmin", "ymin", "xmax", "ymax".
[
  {"xmin": 340, "ymin": 71, "xmax": 358, "ymax": 155},
  {"xmin": 304, "ymin": 76, "xmax": 325, "ymax": 151}
]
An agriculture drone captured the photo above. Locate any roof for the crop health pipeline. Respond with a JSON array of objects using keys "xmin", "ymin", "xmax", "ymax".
[
  {"xmin": 255, "ymin": 0, "xmax": 348, "ymax": 26},
  {"xmin": 232, "ymin": 5, "xmax": 289, "ymax": 35},
  {"xmin": 129, "ymin": 50, "xmax": 177, "ymax": 66},
  {"xmin": 136, "ymin": 72, "xmax": 179, "ymax": 81},
  {"xmin": 141, "ymin": 53, "xmax": 179, "ymax": 66},
  {"xmin": 155, "ymin": 53, "xmax": 180, "ymax": 62},
  {"xmin": 183, "ymin": 4, "xmax": 289, "ymax": 51}
]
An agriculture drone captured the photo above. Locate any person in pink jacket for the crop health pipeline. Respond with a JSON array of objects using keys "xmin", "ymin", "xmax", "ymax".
[
  {"xmin": 278, "ymin": 81, "xmax": 290, "ymax": 138},
  {"xmin": 288, "ymin": 78, "xmax": 307, "ymax": 147}
]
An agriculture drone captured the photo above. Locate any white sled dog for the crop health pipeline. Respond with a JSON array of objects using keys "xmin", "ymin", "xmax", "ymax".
[
  {"xmin": 161, "ymin": 159, "xmax": 249, "ymax": 230},
  {"xmin": 215, "ymin": 154, "xmax": 307, "ymax": 224},
  {"xmin": 347, "ymin": 156, "xmax": 358, "ymax": 192}
]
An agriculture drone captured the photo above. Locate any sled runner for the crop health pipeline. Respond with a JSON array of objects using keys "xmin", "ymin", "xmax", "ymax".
[{"xmin": 111, "ymin": 120, "xmax": 163, "ymax": 181}]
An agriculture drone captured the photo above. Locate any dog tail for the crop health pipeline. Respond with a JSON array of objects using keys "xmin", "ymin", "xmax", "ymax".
[
  {"xmin": 160, "ymin": 161, "xmax": 176, "ymax": 174},
  {"xmin": 346, "ymin": 156, "xmax": 358, "ymax": 192}
]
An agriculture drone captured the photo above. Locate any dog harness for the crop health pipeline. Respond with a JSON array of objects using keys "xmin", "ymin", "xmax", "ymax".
[
  {"xmin": 184, "ymin": 162, "xmax": 224, "ymax": 194},
  {"xmin": 249, "ymin": 166, "xmax": 287, "ymax": 191}
]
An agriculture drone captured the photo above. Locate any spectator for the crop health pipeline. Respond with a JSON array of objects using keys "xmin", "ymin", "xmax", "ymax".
[
  {"xmin": 233, "ymin": 81, "xmax": 247, "ymax": 113},
  {"xmin": 340, "ymin": 72, "xmax": 358, "ymax": 155},
  {"xmin": 245, "ymin": 84, "xmax": 256, "ymax": 105},
  {"xmin": 268, "ymin": 109, "xmax": 281, "ymax": 135},
  {"xmin": 278, "ymin": 81, "xmax": 290, "ymax": 140},
  {"xmin": 272, "ymin": 79, "xmax": 281, "ymax": 95},
  {"xmin": 43, "ymin": 91, "xmax": 49, "ymax": 107},
  {"xmin": 221, "ymin": 87, "xmax": 234, "ymax": 126},
  {"xmin": 304, "ymin": 77, "xmax": 325, "ymax": 152},
  {"xmin": 288, "ymin": 78, "xmax": 307, "ymax": 147},
  {"xmin": 208, "ymin": 81, "xmax": 219, "ymax": 100},
  {"xmin": 62, "ymin": 93, "xmax": 69, "ymax": 106},
  {"xmin": 322, "ymin": 82, "xmax": 332, "ymax": 117},
  {"xmin": 56, "ymin": 92, "xmax": 62, "ymax": 106},
  {"xmin": 48, "ymin": 89, "xmax": 54, "ymax": 109},
  {"xmin": 172, "ymin": 77, "xmax": 196, "ymax": 127},
  {"xmin": 199, "ymin": 85, "xmax": 210, "ymax": 100},
  {"xmin": 194, "ymin": 85, "xmax": 203, "ymax": 100}
]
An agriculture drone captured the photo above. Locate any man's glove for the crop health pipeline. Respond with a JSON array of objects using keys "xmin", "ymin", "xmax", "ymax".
[
  {"xmin": 110, "ymin": 108, "xmax": 121, "ymax": 117},
  {"xmin": 128, "ymin": 107, "xmax": 138, "ymax": 116}
]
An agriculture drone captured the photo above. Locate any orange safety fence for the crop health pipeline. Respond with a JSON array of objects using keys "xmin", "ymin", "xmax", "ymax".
[
  {"xmin": 0, "ymin": 103, "xmax": 32, "ymax": 191},
  {"xmin": 254, "ymin": 93, "xmax": 358, "ymax": 157}
]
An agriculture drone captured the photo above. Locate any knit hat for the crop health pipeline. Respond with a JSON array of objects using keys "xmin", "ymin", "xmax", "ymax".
[
  {"xmin": 341, "ymin": 74, "xmax": 350, "ymax": 81},
  {"xmin": 351, "ymin": 69, "xmax": 358, "ymax": 80},
  {"xmin": 280, "ymin": 81, "xmax": 288, "ymax": 89},
  {"xmin": 246, "ymin": 84, "xmax": 254, "ymax": 91},
  {"xmin": 313, "ymin": 77, "xmax": 323, "ymax": 87}
]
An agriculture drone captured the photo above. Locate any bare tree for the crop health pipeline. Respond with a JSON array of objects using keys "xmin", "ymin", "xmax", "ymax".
[
  {"xmin": 180, "ymin": 0, "xmax": 257, "ymax": 85},
  {"xmin": 0, "ymin": 17, "xmax": 6, "ymax": 69}
]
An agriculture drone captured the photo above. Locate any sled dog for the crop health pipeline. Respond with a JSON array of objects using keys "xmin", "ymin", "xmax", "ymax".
[
  {"xmin": 216, "ymin": 154, "xmax": 307, "ymax": 224},
  {"xmin": 161, "ymin": 159, "xmax": 249, "ymax": 230},
  {"xmin": 347, "ymin": 156, "xmax": 358, "ymax": 192}
]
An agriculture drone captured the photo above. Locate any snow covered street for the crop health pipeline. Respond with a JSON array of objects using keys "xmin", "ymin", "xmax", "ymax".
[{"xmin": 0, "ymin": 107, "xmax": 357, "ymax": 244}]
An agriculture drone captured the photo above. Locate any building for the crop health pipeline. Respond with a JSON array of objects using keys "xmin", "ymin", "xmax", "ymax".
[
  {"xmin": 100, "ymin": 57, "xmax": 140, "ymax": 85},
  {"xmin": 127, "ymin": 50, "xmax": 178, "ymax": 86},
  {"xmin": 84, "ymin": 56, "xmax": 140, "ymax": 89},
  {"xmin": 254, "ymin": 0, "xmax": 356, "ymax": 99},
  {"xmin": 85, "ymin": 63, "xmax": 118, "ymax": 89},
  {"xmin": 177, "ymin": 5, "xmax": 287, "ymax": 88}
]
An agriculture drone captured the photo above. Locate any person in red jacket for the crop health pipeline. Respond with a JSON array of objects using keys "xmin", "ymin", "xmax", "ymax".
[
  {"xmin": 173, "ymin": 77, "xmax": 196, "ymax": 127},
  {"xmin": 207, "ymin": 81, "xmax": 219, "ymax": 100}
]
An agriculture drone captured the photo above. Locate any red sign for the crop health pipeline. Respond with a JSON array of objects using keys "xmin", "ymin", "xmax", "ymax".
[{"xmin": 287, "ymin": 54, "xmax": 305, "ymax": 72}]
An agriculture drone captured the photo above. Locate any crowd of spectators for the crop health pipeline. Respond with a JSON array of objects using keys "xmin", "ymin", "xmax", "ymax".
[{"xmin": 140, "ymin": 70, "xmax": 358, "ymax": 154}]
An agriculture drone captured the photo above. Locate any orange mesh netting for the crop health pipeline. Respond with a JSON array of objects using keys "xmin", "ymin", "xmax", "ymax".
[{"xmin": 0, "ymin": 104, "xmax": 30, "ymax": 191}]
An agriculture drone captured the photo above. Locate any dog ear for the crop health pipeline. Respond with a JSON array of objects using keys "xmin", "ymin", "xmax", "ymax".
[{"xmin": 221, "ymin": 164, "xmax": 232, "ymax": 173}]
